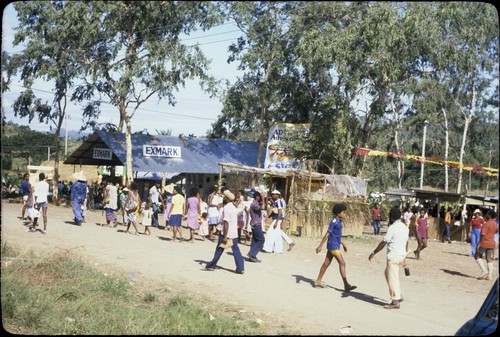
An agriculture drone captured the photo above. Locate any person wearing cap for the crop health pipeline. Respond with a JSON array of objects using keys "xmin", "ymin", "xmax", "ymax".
[
  {"xmin": 314, "ymin": 203, "xmax": 357, "ymax": 292},
  {"xmin": 204, "ymin": 189, "xmax": 245, "ymax": 274},
  {"xmin": 70, "ymin": 171, "xmax": 88, "ymax": 227},
  {"xmin": 474, "ymin": 209, "xmax": 497, "ymax": 280},
  {"xmin": 469, "ymin": 209, "xmax": 485, "ymax": 257},
  {"xmin": 369, "ymin": 207, "xmax": 409, "ymax": 309},
  {"xmin": 263, "ymin": 189, "xmax": 295, "ymax": 253}
]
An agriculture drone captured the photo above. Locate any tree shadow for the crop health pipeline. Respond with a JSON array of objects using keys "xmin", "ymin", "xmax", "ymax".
[
  {"xmin": 291, "ymin": 274, "xmax": 317, "ymax": 288},
  {"xmin": 440, "ymin": 269, "xmax": 476, "ymax": 278}
]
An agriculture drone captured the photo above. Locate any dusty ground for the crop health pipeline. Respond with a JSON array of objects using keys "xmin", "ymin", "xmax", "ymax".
[{"xmin": 1, "ymin": 200, "xmax": 497, "ymax": 335}]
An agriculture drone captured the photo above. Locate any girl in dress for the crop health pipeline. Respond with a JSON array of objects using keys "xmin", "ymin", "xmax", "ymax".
[{"xmin": 198, "ymin": 212, "xmax": 209, "ymax": 240}]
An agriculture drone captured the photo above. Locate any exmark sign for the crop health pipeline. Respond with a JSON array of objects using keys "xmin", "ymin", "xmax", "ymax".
[{"xmin": 143, "ymin": 145, "xmax": 181, "ymax": 158}]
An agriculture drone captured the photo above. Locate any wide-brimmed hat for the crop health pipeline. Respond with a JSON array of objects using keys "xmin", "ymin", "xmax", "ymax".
[
  {"xmin": 72, "ymin": 171, "xmax": 87, "ymax": 182},
  {"xmin": 223, "ymin": 189, "xmax": 235, "ymax": 201},
  {"xmin": 473, "ymin": 209, "xmax": 482, "ymax": 215},
  {"xmin": 271, "ymin": 189, "xmax": 281, "ymax": 195},
  {"xmin": 122, "ymin": 187, "xmax": 129, "ymax": 192},
  {"xmin": 164, "ymin": 183, "xmax": 175, "ymax": 194}
]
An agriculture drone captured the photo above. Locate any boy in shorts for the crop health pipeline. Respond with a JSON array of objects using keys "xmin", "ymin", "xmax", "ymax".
[{"xmin": 314, "ymin": 203, "xmax": 357, "ymax": 292}]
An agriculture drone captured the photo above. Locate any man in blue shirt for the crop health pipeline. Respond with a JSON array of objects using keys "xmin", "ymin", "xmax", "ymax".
[
  {"xmin": 20, "ymin": 173, "xmax": 31, "ymax": 220},
  {"xmin": 314, "ymin": 203, "xmax": 357, "ymax": 292},
  {"xmin": 70, "ymin": 171, "xmax": 88, "ymax": 225}
]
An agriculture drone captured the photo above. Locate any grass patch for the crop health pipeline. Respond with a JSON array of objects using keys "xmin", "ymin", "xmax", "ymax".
[{"xmin": 1, "ymin": 242, "xmax": 265, "ymax": 335}]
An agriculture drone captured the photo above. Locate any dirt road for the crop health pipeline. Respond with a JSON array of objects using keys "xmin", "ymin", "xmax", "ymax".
[{"xmin": 1, "ymin": 200, "xmax": 497, "ymax": 335}]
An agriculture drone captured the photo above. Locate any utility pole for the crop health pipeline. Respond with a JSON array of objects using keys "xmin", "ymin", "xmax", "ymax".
[{"xmin": 419, "ymin": 120, "xmax": 429, "ymax": 189}]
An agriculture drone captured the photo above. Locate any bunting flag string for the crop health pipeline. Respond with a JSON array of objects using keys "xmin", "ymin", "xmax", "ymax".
[{"xmin": 354, "ymin": 147, "xmax": 498, "ymax": 177}]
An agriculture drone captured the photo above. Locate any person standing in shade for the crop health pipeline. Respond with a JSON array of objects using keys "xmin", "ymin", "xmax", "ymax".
[
  {"xmin": 70, "ymin": 171, "xmax": 88, "ymax": 226},
  {"xmin": 20, "ymin": 173, "xmax": 31, "ymax": 221},
  {"xmin": 369, "ymin": 207, "xmax": 409, "ymax": 309},
  {"xmin": 30, "ymin": 172, "xmax": 50, "ymax": 234},
  {"xmin": 149, "ymin": 181, "xmax": 162, "ymax": 228},
  {"xmin": 162, "ymin": 183, "xmax": 174, "ymax": 230},
  {"xmin": 442, "ymin": 207, "xmax": 453, "ymax": 243},
  {"xmin": 168, "ymin": 185, "xmax": 185, "ymax": 242},
  {"xmin": 314, "ymin": 203, "xmax": 357, "ymax": 292},
  {"xmin": 185, "ymin": 186, "xmax": 201, "ymax": 242},
  {"xmin": 475, "ymin": 210, "xmax": 497, "ymax": 280},
  {"xmin": 247, "ymin": 190, "xmax": 267, "ymax": 263},
  {"xmin": 205, "ymin": 189, "xmax": 245, "ymax": 274},
  {"xmin": 469, "ymin": 209, "xmax": 485, "ymax": 257},
  {"xmin": 372, "ymin": 203, "xmax": 381, "ymax": 235}
]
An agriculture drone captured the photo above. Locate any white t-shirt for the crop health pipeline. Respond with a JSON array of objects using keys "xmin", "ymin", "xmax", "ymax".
[
  {"xmin": 222, "ymin": 202, "xmax": 239, "ymax": 239},
  {"xmin": 383, "ymin": 220, "xmax": 409, "ymax": 260},
  {"xmin": 208, "ymin": 194, "xmax": 222, "ymax": 218},
  {"xmin": 33, "ymin": 181, "xmax": 50, "ymax": 203},
  {"xmin": 149, "ymin": 185, "xmax": 160, "ymax": 204}
]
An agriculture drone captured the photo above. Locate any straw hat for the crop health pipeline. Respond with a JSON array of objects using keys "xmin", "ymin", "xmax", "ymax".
[
  {"xmin": 122, "ymin": 187, "xmax": 129, "ymax": 192},
  {"xmin": 163, "ymin": 183, "xmax": 175, "ymax": 194},
  {"xmin": 271, "ymin": 189, "xmax": 281, "ymax": 195},
  {"xmin": 473, "ymin": 209, "xmax": 482, "ymax": 215},
  {"xmin": 223, "ymin": 189, "xmax": 235, "ymax": 201},
  {"xmin": 72, "ymin": 171, "xmax": 87, "ymax": 182}
]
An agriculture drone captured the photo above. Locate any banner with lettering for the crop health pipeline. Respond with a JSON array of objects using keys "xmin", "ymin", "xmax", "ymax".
[{"xmin": 264, "ymin": 123, "xmax": 309, "ymax": 169}]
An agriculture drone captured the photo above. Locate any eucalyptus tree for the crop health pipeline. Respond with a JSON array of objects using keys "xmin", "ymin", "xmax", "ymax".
[
  {"xmin": 215, "ymin": 1, "xmax": 308, "ymax": 169},
  {"xmin": 71, "ymin": 1, "xmax": 224, "ymax": 184},
  {"xmin": 432, "ymin": 2, "xmax": 499, "ymax": 194},
  {"xmin": 9, "ymin": 1, "xmax": 90, "ymax": 197}
]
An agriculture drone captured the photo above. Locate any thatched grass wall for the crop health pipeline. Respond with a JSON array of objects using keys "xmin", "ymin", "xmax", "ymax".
[{"xmin": 287, "ymin": 197, "xmax": 370, "ymax": 238}]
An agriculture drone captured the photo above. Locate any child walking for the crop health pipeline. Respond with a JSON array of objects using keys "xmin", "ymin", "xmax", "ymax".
[
  {"xmin": 198, "ymin": 212, "xmax": 209, "ymax": 240},
  {"xmin": 315, "ymin": 203, "xmax": 357, "ymax": 292},
  {"xmin": 141, "ymin": 202, "xmax": 152, "ymax": 235}
]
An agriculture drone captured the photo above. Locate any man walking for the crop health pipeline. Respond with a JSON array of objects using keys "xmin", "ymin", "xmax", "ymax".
[
  {"xmin": 372, "ymin": 203, "xmax": 381, "ymax": 235},
  {"xmin": 20, "ymin": 173, "xmax": 31, "ymax": 220},
  {"xmin": 149, "ymin": 181, "xmax": 162, "ymax": 227},
  {"xmin": 205, "ymin": 189, "xmax": 245, "ymax": 274},
  {"xmin": 369, "ymin": 207, "xmax": 409, "ymax": 309},
  {"xmin": 30, "ymin": 172, "xmax": 50, "ymax": 234}
]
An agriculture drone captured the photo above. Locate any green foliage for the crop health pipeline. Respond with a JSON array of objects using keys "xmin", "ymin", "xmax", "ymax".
[{"xmin": 2, "ymin": 244, "xmax": 264, "ymax": 335}]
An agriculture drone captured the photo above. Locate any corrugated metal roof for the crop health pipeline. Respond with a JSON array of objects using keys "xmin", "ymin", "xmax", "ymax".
[{"xmin": 64, "ymin": 131, "xmax": 264, "ymax": 175}]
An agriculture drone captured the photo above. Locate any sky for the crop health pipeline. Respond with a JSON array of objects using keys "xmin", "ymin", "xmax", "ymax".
[{"xmin": 1, "ymin": 3, "xmax": 243, "ymax": 138}]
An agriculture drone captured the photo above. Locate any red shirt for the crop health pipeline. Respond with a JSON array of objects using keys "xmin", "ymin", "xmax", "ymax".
[
  {"xmin": 479, "ymin": 219, "xmax": 498, "ymax": 249},
  {"xmin": 470, "ymin": 216, "xmax": 485, "ymax": 229},
  {"xmin": 372, "ymin": 207, "xmax": 381, "ymax": 220}
]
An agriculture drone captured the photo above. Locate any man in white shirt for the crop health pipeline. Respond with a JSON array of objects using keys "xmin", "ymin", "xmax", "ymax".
[
  {"xmin": 205, "ymin": 189, "xmax": 245, "ymax": 274},
  {"xmin": 369, "ymin": 207, "xmax": 409, "ymax": 309},
  {"xmin": 30, "ymin": 172, "xmax": 50, "ymax": 234},
  {"xmin": 149, "ymin": 182, "xmax": 162, "ymax": 227}
]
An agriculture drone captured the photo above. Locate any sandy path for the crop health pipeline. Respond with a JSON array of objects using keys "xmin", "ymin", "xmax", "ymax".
[{"xmin": 1, "ymin": 200, "xmax": 497, "ymax": 335}]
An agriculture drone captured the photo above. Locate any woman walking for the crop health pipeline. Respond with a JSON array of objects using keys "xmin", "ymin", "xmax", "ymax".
[{"xmin": 185, "ymin": 187, "xmax": 201, "ymax": 242}]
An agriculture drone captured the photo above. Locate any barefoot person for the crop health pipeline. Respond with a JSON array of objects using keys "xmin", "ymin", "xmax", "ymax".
[
  {"xmin": 413, "ymin": 208, "xmax": 429, "ymax": 259},
  {"xmin": 314, "ymin": 203, "xmax": 357, "ymax": 292},
  {"xmin": 369, "ymin": 207, "xmax": 409, "ymax": 309},
  {"xmin": 20, "ymin": 173, "xmax": 31, "ymax": 221},
  {"xmin": 167, "ymin": 185, "xmax": 185, "ymax": 242},
  {"xmin": 31, "ymin": 172, "xmax": 50, "ymax": 234},
  {"xmin": 474, "ymin": 209, "xmax": 497, "ymax": 280},
  {"xmin": 124, "ymin": 182, "xmax": 141, "ymax": 235}
]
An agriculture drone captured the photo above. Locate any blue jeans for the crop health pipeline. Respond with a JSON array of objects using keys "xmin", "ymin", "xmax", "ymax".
[
  {"xmin": 151, "ymin": 203, "xmax": 159, "ymax": 226},
  {"xmin": 443, "ymin": 224, "xmax": 451, "ymax": 242},
  {"xmin": 206, "ymin": 234, "xmax": 244, "ymax": 273},
  {"xmin": 72, "ymin": 200, "xmax": 84, "ymax": 222},
  {"xmin": 248, "ymin": 225, "xmax": 265, "ymax": 258},
  {"xmin": 373, "ymin": 220, "xmax": 381, "ymax": 235},
  {"xmin": 470, "ymin": 227, "xmax": 481, "ymax": 256}
]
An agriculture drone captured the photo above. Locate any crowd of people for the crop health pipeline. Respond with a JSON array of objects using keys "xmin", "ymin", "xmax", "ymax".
[{"xmin": 18, "ymin": 171, "xmax": 498, "ymax": 310}]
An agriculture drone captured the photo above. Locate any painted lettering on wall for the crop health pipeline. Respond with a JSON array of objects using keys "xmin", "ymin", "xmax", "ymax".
[
  {"xmin": 143, "ymin": 145, "xmax": 182, "ymax": 158},
  {"xmin": 93, "ymin": 148, "xmax": 112, "ymax": 160}
]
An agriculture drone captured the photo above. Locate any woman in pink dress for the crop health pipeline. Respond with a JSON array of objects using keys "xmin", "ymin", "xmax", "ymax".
[{"xmin": 185, "ymin": 186, "xmax": 201, "ymax": 242}]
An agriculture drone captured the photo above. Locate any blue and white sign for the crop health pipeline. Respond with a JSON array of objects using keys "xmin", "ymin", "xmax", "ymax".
[
  {"xmin": 143, "ymin": 145, "xmax": 181, "ymax": 158},
  {"xmin": 93, "ymin": 148, "xmax": 113, "ymax": 160}
]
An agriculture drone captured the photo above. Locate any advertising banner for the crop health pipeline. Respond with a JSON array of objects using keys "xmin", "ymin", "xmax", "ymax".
[{"xmin": 264, "ymin": 123, "xmax": 309, "ymax": 169}]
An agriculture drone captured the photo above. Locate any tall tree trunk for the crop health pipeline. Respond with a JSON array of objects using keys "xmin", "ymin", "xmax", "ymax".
[{"xmin": 441, "ymin": 108, "xmax": 449, "ymax": 192}]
